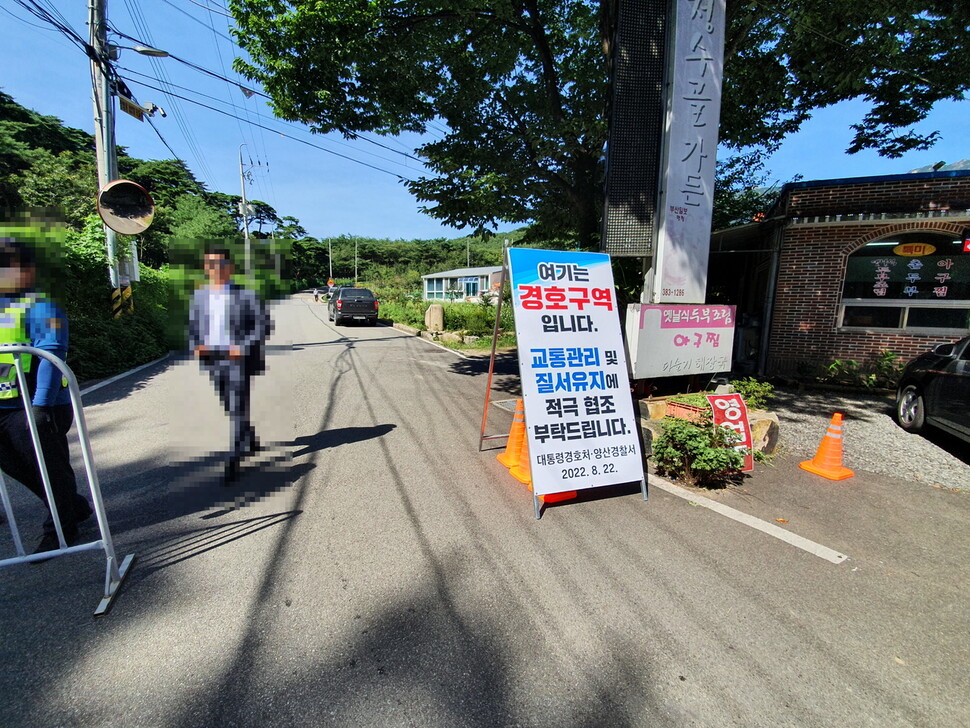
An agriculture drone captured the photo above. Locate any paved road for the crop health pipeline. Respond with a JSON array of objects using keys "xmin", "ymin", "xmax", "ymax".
[{"xmin": 1, "ymin": 293, "xmax": 967, "ymax": 727}]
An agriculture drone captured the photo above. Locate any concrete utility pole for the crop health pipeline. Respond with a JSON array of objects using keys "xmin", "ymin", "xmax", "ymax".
[
  {"xmin": 239, "ymin": 143, "xmax": 252, "ymax": 276},
  {"xmin": 88, "ymin": 0, "xmax": 120, "ymax": 289}
]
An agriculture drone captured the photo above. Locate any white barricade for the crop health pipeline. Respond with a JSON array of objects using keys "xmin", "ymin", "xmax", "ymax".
[{"xmin": 0, "ymin": 345, "xmax": 134, "ymax": 616}]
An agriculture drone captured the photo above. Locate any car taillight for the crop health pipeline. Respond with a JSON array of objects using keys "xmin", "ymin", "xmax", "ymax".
[
  {"xmin": 374, "ymin": 300, "xmax": 379, "ymax": 310},
  {"xmin": 336, "ymin": 300, "xmax": 342, "ymax": 309}
]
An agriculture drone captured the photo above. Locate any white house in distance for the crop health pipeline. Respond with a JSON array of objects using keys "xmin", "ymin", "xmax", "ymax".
[{"xmin": 421, "ymin": 266, "xmax": 503, "ymax": 301}]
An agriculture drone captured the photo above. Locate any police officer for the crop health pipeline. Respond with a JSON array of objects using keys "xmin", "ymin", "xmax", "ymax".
[{"xmin": 0, "ymin": 236, "xmax": 91, "ymax": 556}]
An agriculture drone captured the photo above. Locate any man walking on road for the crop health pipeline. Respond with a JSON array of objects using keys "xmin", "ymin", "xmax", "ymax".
[
  {"xmin": 188, "ymin": 246, "xmax": 271, "ymax": 483},
  {"xmin": 0, "ymin": 236, "xmax": 92, "ymax": 555}
]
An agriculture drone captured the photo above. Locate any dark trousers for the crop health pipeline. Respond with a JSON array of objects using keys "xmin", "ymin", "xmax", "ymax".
[
  {"xmin": 204, "ymin": 359, "xmax": 256, "ymax": 459},
  {"xmin": 0, "ymin": 405, "xmax": 88, "ymax": 536}
]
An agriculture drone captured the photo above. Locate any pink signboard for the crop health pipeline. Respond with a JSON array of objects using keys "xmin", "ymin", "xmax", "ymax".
[{"xmin": 706, "ymin": 393, "xmax": 753, "ymax": 472}]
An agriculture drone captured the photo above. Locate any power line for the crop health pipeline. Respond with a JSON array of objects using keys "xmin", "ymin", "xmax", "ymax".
[
  {"xmin": 122, "ymin": 75, "xmax": 417, "ymax": 181},
  {"xmin": 121, "ymin": 0, "xmax": 217, "ymax": 185},
  {"xmin": 108, "ymin": 27, "xmax": 433, "ymax": 164},
  {"xmin": 180, "ymin": 0, "xmax": 232, "ymax": 19},
  {"xmin": 0, "ymin": 3, "xmax": 58, "ymax": 31},
  {"xmin": 158, "ymin": 0, "xmax": 232, "ymax": 39},
  {"xmin": 117, "ymin": 66, "xmax": 422, "ymax": 172},
  {"xmin": 145, "ymin": 114, "xmax": 182, "ymax": 159}
]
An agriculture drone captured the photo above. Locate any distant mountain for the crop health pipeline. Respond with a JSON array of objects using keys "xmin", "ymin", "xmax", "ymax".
[{"xmin": 908, "ymin": 159, "xmax": 970, "ymax": 173}]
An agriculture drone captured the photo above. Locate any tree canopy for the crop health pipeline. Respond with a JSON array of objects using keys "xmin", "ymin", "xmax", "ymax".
[{"xmin": 230, "ymin": 0, "xmax": 969, "ymax": 240}]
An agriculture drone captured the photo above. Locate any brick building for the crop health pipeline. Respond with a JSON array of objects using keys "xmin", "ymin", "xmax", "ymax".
[{"xmin": 708, "ymin": 169, "xmax": 970, "ymax": 376}]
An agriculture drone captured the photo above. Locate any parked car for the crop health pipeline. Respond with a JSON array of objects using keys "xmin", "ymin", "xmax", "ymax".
[
  {"xmin": 896, "ymin": 335, "xmax": 970, "ymax": 443},
  {"xmin": 328, "ymin": 287, "xmax": 379, "ymax": 326}
]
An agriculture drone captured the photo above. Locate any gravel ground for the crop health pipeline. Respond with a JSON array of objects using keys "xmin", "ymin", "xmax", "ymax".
[{"xmin": 770, "ymin": 386, "xmax": 970, "ymax": 491}]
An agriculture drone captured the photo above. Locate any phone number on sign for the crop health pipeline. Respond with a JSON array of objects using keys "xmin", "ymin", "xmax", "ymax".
[{"xmin": 661, "ymin": 288, "xmax": 685, "ymax": 297}]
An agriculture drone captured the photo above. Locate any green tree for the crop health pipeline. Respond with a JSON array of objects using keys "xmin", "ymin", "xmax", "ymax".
[
  {"xmin": 168, "ymin": 194, "xmax": 239, "ymax": 240},
  {"xmin": 230, "ymin": 0, "xmax": 970, "ymax": 243},
  {"xmin": 14, "ymin": 149, "xmax": 98, "ymax": 227},
  {"xmin": 120, "ymin": 157, "xmax": 207, "ymax": 207}
]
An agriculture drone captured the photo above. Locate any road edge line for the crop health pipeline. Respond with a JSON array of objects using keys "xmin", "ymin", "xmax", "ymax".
[
  {"xmin": 80, "ymin": 353, "xmax": 171, "ymax": 398},
  {"xmin": 390, "ymin": 323, "xmax": 471, "ymax": 359},
  {"xmin": 649, "ymin": 473, "xmax": 849, "ymax": 565}
]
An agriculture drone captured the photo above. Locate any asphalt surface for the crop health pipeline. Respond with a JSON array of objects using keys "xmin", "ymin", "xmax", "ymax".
[{"xmin": 1, "ymin": 293, "xmax": 967, "ymax": 727}]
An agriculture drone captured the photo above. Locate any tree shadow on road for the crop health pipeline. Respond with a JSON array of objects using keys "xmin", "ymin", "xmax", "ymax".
[{"xmin": 447, "ymin": 350, "xmax": 522, "ymax": 396}]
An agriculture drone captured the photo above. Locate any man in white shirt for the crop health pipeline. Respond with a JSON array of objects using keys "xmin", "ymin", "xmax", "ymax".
[{"xmin": 188, "ymin": 247, "xmax": 271, "ymax": 483}]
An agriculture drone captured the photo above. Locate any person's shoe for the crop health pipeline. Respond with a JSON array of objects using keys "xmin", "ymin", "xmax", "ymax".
[{"xmin": 31, "ymin": 530, "xmax": 79, "ymax": 564}]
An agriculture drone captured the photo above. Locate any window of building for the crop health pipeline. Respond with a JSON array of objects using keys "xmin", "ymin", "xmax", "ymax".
[
  {"xmin": 459, "ymin": 277, "xmax": 480, "ymax": 297},
  {"xmin": 840, "ymin": 232, "xmax": 970, "ymax": 333},
  {"xmin": 426, "ymin": 278, "xmax": 444, "ymax": 299}
]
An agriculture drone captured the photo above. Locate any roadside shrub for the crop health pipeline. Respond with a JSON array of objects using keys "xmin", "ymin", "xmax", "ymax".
[
  {"xmin": 442, "ymin": 302, "xmax": 492, "ymax": 335},
  {"xmin": 731, "ymin": 377, "xmax": 775, "ymax": 410},
  {"xmin": 820, "ymin": 350, "xmax": 904, "ymax": 389},
  {"xmin": 370, "ymin": 286, "xmax": 426, "ymax": 328},
  {"xmin": 652, "ymin": 414, "xmax": 746, "ymax": 488}
]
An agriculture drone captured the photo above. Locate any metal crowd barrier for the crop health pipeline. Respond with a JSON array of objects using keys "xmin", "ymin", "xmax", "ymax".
[{"xmin": 0, "ymin": 345, "xmax": 134, "ymax": 616}]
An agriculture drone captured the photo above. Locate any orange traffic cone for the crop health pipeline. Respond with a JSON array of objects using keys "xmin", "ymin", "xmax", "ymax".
[
  {"xmin": 509, "ymin": 433, "xmax": 532, "ymax": 486},
  {"xmin": 799, "ymin": 413, "xmax": 854, "ymax": 481},
  {"xmin": 509, "ymin": 439, "xmax": 577, "ymax": 502},
  {"xmin": 497, "ymin": 399, "xmax": 525, "ymax": 468}
]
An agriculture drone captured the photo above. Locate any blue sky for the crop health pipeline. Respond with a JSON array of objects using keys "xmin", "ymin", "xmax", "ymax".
[{"xmin": 2, "ymin": 1, "xmax": 966, "ymax": 242}]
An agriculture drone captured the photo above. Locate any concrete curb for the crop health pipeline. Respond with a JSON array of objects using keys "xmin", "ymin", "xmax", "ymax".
[
  {"xmin": 79, "ymin": 353, "xmax": 171, "ymax": 398},
  {"xmin": 391, "ymin": 322, "xmax": 470, "ymax": 359}
]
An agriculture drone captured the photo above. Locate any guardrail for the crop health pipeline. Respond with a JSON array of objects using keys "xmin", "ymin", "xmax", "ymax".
[{"xmin": 0, "ymin": 345, "xmax": 134, "ymax": 616}]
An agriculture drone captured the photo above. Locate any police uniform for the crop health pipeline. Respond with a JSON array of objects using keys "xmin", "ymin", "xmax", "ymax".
[{"xmin": 0, "ymin": 288, "xmax": 91, "ymax": 547}]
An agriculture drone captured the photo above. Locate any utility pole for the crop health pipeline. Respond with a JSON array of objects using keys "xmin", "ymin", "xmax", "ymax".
[
  {"xmin": 354, "ymin": 237, "xmax": 358, "ymax": 285},
  {"xmin": 88, "ymin": 0, "xmax": 120, "ymax": 290},
  {"xmin": 239, "ymin": 143, "xmax": 252, "ymax": 277},
  {"xmin": 328, "ymin": 239, "xmax": 333, "ymax": 281}
]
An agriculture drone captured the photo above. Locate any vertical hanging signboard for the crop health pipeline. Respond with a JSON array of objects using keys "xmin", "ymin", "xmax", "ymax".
[
  {"xmin": 508, "ymin": 248, "xmax": 645, "ymax": 497},
  {"xmin": 653, "ymin": 0, "xmax": 727, "ymax": 303},
  {"xmin": 706, "ymin": 393, "xmax": 754, "ymax": 472}
]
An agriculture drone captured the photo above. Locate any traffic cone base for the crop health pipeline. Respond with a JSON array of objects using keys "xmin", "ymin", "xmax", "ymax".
[
  {"xmin": 799, "ymin": 459, "xmax": 854, "ymax": 481},
  {"xmin": 509, "ymin": 433, "xmax": 532, "ymax": 485},
  {"xmin": 540, "ymin": 490, "xmax": 577, "ymax": 503},
  {"xmin": 497, "ymin": 399, "xmax": 525, "ymax": 468},
  {"xmin": 800, "ymin": 412, "xmax": 854, "ymax": 481}
]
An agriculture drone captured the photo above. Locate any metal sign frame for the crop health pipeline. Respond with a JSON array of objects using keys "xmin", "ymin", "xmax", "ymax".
[{"xmin": 0, "ymin": 346, "xmax": 135, "ymax": 616}]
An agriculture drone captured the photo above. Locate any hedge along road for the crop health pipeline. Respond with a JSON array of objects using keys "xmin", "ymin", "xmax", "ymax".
[{"xmin": 0, "ymin": 291, "xmax": 967, "ymax": 728}]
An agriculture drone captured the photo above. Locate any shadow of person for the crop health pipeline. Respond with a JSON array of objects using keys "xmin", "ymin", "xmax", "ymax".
[{"xmin": 289, "ymin": 424, "xmax": 397, "ymax": 458}]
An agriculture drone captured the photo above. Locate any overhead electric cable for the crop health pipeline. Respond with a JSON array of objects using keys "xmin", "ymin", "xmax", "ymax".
[
  {"xmin": 117, "ymin": 66, "xmax": 421, "ymax": 172},
  {"xmin": 120, "ymin": 0, "xmax": 217, "ymax": 184},
  {"xmin": 123, "ymin": 76, "xmax": 417, "ymax": 181},
  {"xmin": 181, "ymin": 0, "xmax": 232, "ymax": 18},
  {"xmin": 158, "ymin": 0, "xmax": 232, "ymax": 40}
]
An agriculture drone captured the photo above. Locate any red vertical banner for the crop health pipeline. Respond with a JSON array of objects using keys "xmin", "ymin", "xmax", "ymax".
[{"xmin": 706, "ymin": 393, "xmax": 754, "ymax": 472}]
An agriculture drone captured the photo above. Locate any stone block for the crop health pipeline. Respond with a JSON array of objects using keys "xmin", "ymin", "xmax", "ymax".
[
  {"xmin": 425, "ymin": 303, "xmax": 444, "ymax": 332},
  {"xmin": 749, "ymin": 411, "xmax": 780, "ymax": 454}
]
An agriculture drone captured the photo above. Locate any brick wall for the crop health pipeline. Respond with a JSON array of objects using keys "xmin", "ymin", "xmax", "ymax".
[
  {"xmin": 783, "ymin": 175, "xmax": 970, "ymax": 217},
  {"xmin": 765, "ymin": 174, "xmax": 970, "ymax": 376}
]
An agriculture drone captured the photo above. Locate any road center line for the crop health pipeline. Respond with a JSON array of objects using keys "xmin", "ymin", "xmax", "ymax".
[{"xmin": 649, "ymin": 474, "xmax": 848, "ymax": 565}]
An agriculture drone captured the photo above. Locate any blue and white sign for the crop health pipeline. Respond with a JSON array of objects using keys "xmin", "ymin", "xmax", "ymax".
[{"xmin": 508, "ymin": 248, "xmax": 644, "ymax": 496}]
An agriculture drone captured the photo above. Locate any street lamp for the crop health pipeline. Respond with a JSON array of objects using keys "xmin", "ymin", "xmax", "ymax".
[{"xmin": 108, "ymin": 43, "xmax": 169, "ymax": 59}]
